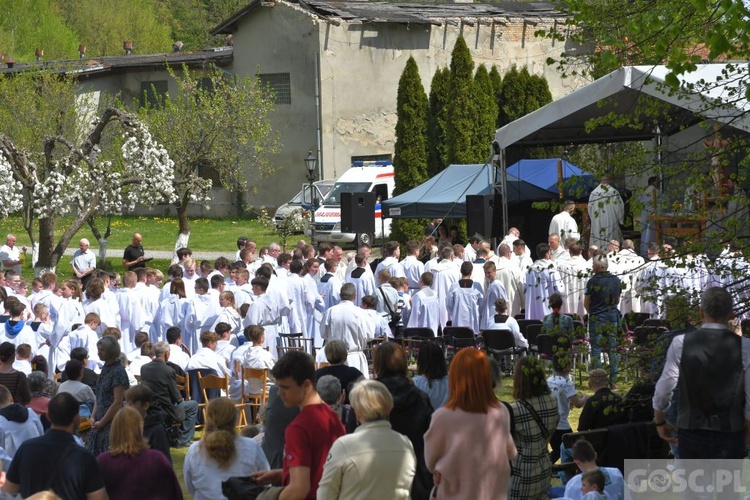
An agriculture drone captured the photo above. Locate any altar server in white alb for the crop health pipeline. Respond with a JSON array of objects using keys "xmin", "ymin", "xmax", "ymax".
[
  {"xmin": 406, "ymin": 272, "xmax": 441, "ymax": 336},
  {"xmin": 446, "ymin": 262, "xmax": 483, "ymax": 334},
  {"xmin": 524, "ymin": 243, "xmax": 565, "ymax": 320},
  {"xmin": 319, "ymin": 283, "xmax": 373, "ymax": 377}
]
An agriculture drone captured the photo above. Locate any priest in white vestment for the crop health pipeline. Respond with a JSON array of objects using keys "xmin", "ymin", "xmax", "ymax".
[
  {"xmin": 588, "ymin": 177, "xmax": 625, "ymax": 248},
  {"xmin": 319, "ymin": 284, "xmax": 373, "ymax": 377}
]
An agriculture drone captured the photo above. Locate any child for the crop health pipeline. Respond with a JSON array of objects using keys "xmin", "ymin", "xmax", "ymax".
[
  {"xmin": 547, "ymin": 354, "xmax": 587, "ymax": 464},
  {"xmin": 13, "ymin": 344, "xmax": 32, "ymax": 374},
  {"xmin": 69, "ymin": 313, "xmax": 102, "ymax": 371},
  {"xmin": 30, "ymin": 302, "xmax": 53, "ymax": 359},
  {"xmin": 241, "ymin": 325, "xmax": 275, "ymax": 395},
  {"xmin": 581, "ymin": 469, "xmax": 608, "ymax": 499}
]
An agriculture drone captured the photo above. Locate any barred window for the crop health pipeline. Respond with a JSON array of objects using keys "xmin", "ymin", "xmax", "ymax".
[{"xmin": 258, "ymin": 73, "xmax": 291, "ymax": 105}]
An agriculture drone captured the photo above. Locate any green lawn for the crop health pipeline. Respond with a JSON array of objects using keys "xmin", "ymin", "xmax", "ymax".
[
  {"xmin": 0, "ymin": 215, "xmax": 281, "ymax": 253},
  {"xmin": 0, "ymin": 214, "xmax": 286, "ymax": 281}
]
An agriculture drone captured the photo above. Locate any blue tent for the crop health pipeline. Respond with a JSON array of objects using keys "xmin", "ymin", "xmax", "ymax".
[
  {"xmin": 506, "ymin": 159, "xmax": 597, "ymax": 201},
  {"xmin": 382, "ymin": 163, "xmax": 551, "ymax": 219}
]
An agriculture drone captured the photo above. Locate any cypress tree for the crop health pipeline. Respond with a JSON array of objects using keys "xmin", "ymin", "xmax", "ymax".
[
  {"xmin": 474, "ymin": 64, "xmax": 498, "ymax": 161},
  {"xmin": 526, "ymin": 71, "xmax": 553, "ymax": 114},
  {"xmin": 498, "ymin": 65, "xmax": 525, "ymax": 126},
  {"xmin": 392, "ymin": 56, "xmax": 429, "ymax": 243},
  {"xmin": 446, "ymin": 35, "xmax": 480, "ymax": 164},
  {"xmin": 489, "ymin": 65, "xmax": 503, "ymax": 127},
  {"xmin": 427, "ymin": 67, "xmax": 450, "ymax": 177}
]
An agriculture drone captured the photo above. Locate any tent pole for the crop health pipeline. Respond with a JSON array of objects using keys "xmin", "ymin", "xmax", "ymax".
[
  {"xmin": 496, "ymin": 149, "xmax": 509, "ymax": 236},
  {"xmin": 558, "ymin": 159, "xmax": 564, "ymax": 199}
]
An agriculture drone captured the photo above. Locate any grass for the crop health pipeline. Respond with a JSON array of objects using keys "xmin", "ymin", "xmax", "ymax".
[
  {"xmin": 0, "ymin": 214, "xmax": 280, "ymax": 253},
  {"xmin": 0, "ymin": 214, "xmax": 284, "ymax": 281}
]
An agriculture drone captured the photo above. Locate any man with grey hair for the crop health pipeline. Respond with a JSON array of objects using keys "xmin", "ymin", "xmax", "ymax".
[
  {"xmin": 71, "ymin": 238, "xmax": 96, "ymax": 288},
  {"xmin": 264, "ymin": 242, "xmax": 282, "ymax": 265},
  {"xmin": 316, "ymin": 375, "xmax": 343, "ymax": 406},
  {"xmin": 320, "ymin": 283, "xmax": 373, "ymax": 377},
  {"xmin": 584, "ymin": 254, "xmax": 622, "ymax": 384},
  {"xmin": 140, "ymin": 340, "xmax": 199, "ymax": 447},
  {"xmin": 0, "ymin": 234, "xmax": 25, "ymax": 275},
  {"xmin": 653, "ymin": 287, "xmax": 750, "ymax": 459}
]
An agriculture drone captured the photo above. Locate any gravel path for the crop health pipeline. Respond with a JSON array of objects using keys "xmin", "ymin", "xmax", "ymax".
[{"xmin": 62, "ymin": 247, "xmax": 231, "ymax": 261}]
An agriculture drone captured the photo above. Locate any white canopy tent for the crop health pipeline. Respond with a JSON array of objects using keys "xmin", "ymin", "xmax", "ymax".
[
  {"xmin": 494, "ymin": 64, "xmax": 750, "ymax": 151},
  {"xmin": 491, "ymin": 64, "xmax": 750, "ymax": 234}
]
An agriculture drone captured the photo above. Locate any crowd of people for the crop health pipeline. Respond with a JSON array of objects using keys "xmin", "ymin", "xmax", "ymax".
[{"xmin": 0, "ymin": 188, "xmax": 743, "ymax": 500}]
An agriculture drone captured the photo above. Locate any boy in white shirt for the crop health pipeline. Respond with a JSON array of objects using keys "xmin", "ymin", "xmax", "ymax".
[{"xmin": 546, "ymin": 354, "xmax": 586, "ymax": 464}]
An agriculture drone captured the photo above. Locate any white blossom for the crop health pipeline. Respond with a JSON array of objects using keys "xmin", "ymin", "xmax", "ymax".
[{"xmin": 0, "ymin": 153, "xmax": 24, "ymax": 218}]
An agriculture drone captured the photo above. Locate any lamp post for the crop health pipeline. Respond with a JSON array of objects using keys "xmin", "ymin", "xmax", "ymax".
[{"xmin": 304, "ymin": 151, "xmax": 318, "ymax": 244}]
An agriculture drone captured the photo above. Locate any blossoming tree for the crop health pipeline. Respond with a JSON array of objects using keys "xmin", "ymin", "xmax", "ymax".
[
  {"xmin": 139, "ymin": 65, "xmax": 280, "ymax": 258},
  {"xmin": 0, "ymin": 107, "xmax": 176, "ymax": 274}
]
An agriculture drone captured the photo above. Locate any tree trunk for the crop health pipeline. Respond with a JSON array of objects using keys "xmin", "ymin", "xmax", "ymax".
[
  {"xmin": 87, "ymin": 215, "xmax": 112, "ymax": 264},
  {"xmin": 34, "ymin": 218, "xmax": 56, "ymax": 276},
  {"xmin": 173, "ymin": 200, "xmax": 191, "ymax": 263}
]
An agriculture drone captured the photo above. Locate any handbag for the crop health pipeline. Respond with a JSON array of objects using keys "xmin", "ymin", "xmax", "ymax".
[{"xmin": 221, "ymin": 476, "xmax": 268, "ymax": 500}]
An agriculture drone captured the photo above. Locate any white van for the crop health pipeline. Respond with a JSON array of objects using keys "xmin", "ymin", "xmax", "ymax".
[
  {"xmin": 273, "ymin": 180, "xmax": 334, "ymax": 229},
  {"xmin": 308, "ymin": 160, "xmax": 394, "ymax": 246}
]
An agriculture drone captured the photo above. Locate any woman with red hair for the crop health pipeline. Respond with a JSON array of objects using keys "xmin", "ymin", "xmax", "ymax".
[{"xmin": 424, "ymin": 348, "xmax": 517, "ymax": 499}]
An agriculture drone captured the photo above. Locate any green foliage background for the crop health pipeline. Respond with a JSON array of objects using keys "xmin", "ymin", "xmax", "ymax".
[{"xmin": 0, "ymin": 0, "xmax": 247, "ymax": 61}]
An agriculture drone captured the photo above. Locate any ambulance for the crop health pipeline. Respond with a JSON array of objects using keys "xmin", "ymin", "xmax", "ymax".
[{"xmin": 308, "ymin": 160, "xmax": 394, "ymax": 246}]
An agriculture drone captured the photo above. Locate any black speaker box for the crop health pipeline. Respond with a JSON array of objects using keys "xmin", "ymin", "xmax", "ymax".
[
  {"xmin": 340, "ymin": 192, "xmax": 376, "ymax": 234},
  {"xmin": 466, "ymin": 193, "xmax": 503, "ymax": 238}
]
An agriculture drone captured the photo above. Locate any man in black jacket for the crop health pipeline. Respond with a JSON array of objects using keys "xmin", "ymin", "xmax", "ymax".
[{"xmin": 140, "ymin": 341, "xmax": 198, "ymax": 447}]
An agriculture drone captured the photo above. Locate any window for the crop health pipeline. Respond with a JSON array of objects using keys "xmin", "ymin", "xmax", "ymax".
[
  {"xmin": 140, "ymin": 80, "xmax": 168, "ymax": 108},
  {"xmin": 258, "ymin": 73, "xmax": 291, "ymax": 105}
]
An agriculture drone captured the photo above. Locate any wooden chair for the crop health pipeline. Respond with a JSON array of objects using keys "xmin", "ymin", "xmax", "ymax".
[
  {"xmin": 174, "ymin": 373, "xmax": 189, "ymax": 401},
  {"xmin": 240, "ymin": 367, "xmax": 270, "ymax": 424},
  {"xmin": 364, "ymin": 338, "xmax": 386, "ymax": 377},
  {"xmin": 316, "ymin": 361, "xmax": 330, "ymax": 369},
  {"xmin": 134, "ymin": 374, "xmax": 141, "ymax": 383},
  {"xmin": 278, "ymin": 333, "xmax": 314, "ymax": 355},
  {"xmin": 196, "ymin": 372, "xmax": 246, "ymax": 428}
]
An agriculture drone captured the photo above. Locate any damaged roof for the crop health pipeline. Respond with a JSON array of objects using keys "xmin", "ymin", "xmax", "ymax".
[
  {"xmin": 0, "ymin": 47, "xmax": 233, "ymax": 78},
  {"xmin": 211, "ymin": 0, "xmax": 563, "ymax": 34}
]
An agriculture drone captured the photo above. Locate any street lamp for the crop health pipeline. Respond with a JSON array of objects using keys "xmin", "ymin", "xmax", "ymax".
[{"xmin": 304, "ymin": 151, "xmax": 318, "ymax": 244}]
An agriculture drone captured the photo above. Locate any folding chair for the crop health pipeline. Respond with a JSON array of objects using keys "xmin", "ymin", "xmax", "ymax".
[
  {"xmin": 525, "ymin": 323, "xmax": 543, "ymax": 352},
  {"xmin": 536, "ymin": 334, "xmax": 573, "ymax": 367},
  {"xmin": 517, "ymin": 319, "xmax": 543, "ymax": 336},
  {"xmin": 443, "ymin": 326, "xmax": 477, "ymax": 355},
  {"xmin": 482, "ymin": 329, "xmax": 525, "ymax": 372},
  {"xmin": 401, "ymin": 327, "xmax": 435, "ymax": 356}
]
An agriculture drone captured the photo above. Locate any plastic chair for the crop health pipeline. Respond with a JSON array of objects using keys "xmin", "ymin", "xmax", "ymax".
[
  {"xmin": 443, "ymin": 326, "xmax": 477, "ymax": 353},
  {"xmin": 525, "ymin": 323, "xmax": 543, "ymax": 351},
  {"xmin": 482, "ymin": 329, "xmax": 525, "ymax": 372}
]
